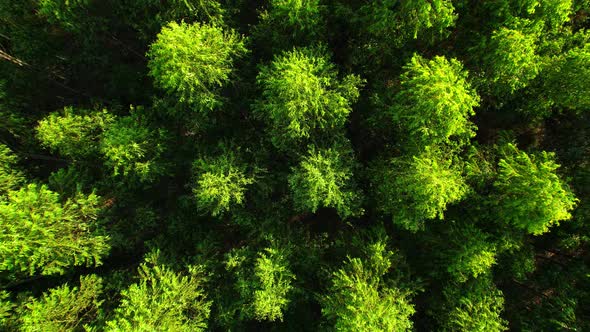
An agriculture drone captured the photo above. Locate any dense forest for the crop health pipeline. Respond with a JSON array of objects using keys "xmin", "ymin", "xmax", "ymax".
[{"xmin": 0, "ymin": 0, "xmax": 589, "ymax": 330}]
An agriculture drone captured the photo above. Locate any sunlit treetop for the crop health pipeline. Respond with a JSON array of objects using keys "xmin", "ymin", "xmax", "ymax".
[
  {"xmin": 392, "ymin": 54, "xmax": 479, "ymax": 150},
  {"xmin": 36, "ymin": 107, "xmax": 115, "ymax": 159},
  {"xmin": 288, "ymin": 145, "xmax": 363, "ymax": 219},
  {"xmin": 482, "ymin": 21, "xmax": 541, "ymax": 95},
  {"xmin": 192, "ymin": 149, "xmax": 255, "ymax": 217},
  {"xmin": 544, "ymin": 45, "xmax": 590, "ymax": 112},
  {"xmin": 19, "ymin": 274, "xmax": 103, "ymax": 332},
  {"xmin": 255, "ymin": 0, "xmax": 324, "ymax": 49},
  {"xmin": 224, "ymin": 243, "xmax": 295, "ymax": 323},
  {"xmin": 493, "ymin": 143, "xmax": 578, "ymax": 235},
  {"xmin": 0, "ymin": 184, "xmax": 109, "ymax": 278},
  {"xmin": 100, "ymin": 114, "xmax": 167, "ymax": 183},
  {"xmin": 484, "ymin": 0, "xmax": 573, "ymax": 29},
  {"xmin": 256, "ymin": 47, "xmax": 363, "ymax": 149},
  {"xmin": 440, "ymin": 222, "xmax": 497, "ymax": 283},
  {"xmin": 147, "ymin": 21, "xmax": 247, "ymax": 111},
  {"xmin": 105, "ymin": 251, "xmax": 211, "ymax": 332},
  {"xmin": 372, "ymin": 147, "xmax": 470, "ymax": 231},
  {"xmin": 359, "ymin": 0, "xmax": 457, "ymax": 48},
  {"xmin": 439, "ymin": 277, "xmax": 508, "ymax": 332},
  {"xmin": 321, "ymin": 239, "xmax": 415, "ymax": 331}
]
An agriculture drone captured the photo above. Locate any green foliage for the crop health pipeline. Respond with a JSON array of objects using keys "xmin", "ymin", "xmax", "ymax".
[
  {"xmin": 147, "ymin": 21, "xmax": 246, "ymax": 111},
  {"xmin": 0, "ymin": 184, "xmax": 109, "ymax": 278},
  {"xmin": 544, "ymin": 45, "xmax": 590, "ymax": 112},
  {"xmin": 225, "ymin": 244, "xmax": 295, "ymax": 322},
  {"xmin": 442, "ymin": 222, "xmax": 497, "ymax": 282},
  {"xmin": 2, "ymin": 2, "xmax": 590, "ymax": 330},
  {"xmin": 392, "ymin": 55, "xmax": 479, "ymax": 150},
  {"xmin": 100, "ymin": 114, "xmax": 166, "ymax": 182},
  {"xmin": 252, "ymin": 246, "xmax": 296, "ymax": 321},
  {"xmin": 359, "ymin": 0, "xmax": 456, "ymax": 48},
  {"xmin": 485, "ymin": 0, "xmax": 573, "ymax": 28},
  {"xmin": 267, "ymin": 0, "xmax": 322, "ymax": 31},
  {"xmin": 105, "ymin": 252, "xmax": 211, "ymax": 331},
  {"xmin": 19, "ymin": 274, "xmax": 103, "ymax": 332},
  {"xmin": 37, "ymin": 0, "xmax": 89, "ymax": 32},
  {"xmin": 256, "ymin": 47, "xmax": 363, "ymax": 149},
  {"xmin": 321, "ymin": 240, "xmax": 415, "ymax": 331},
  {"xmin": 0, "ymin": 291, "xmax": 13, "ymax": 328},
  {"xmin": 0, "ymin": 144, "xmax": 24, "ymax": 194},
  {"xmin": 538, "ymin": 0, "xmax": 574, "ymax": 28},
  {"xmin": 0, "ymin": 80, "xmax": 26, "ymax": 139},
  {"xmin": 36, "ymin": 107, "xmax": 115, "ymax": 159},
  {"xmin": 483, "ymin": 23, "xmax": 540, "ymax": 94},
  {"xmin": 494, "ymin": 143, "xmax": 578, "ymax": 235},
  {"xmin": 509, "ymin": 265, "xmax": 590, "ymax": 331},
  {"xmin": 192, "ymin": 150, "xmax": 255, "ymax": 217},
  {"xmin": 439, "ymin": 277, "xmax": 508, "ymax": 331},
  {"xmin": 289, "ymin": 145, "xmax": 362, "ymax": 218},
  {"xmin": 255, "ymin": 0, "xmax": 324, "ymax": 48},
  {"xmin": 373, "ymin": 148, "xmax": 469, "ymax": 231}
]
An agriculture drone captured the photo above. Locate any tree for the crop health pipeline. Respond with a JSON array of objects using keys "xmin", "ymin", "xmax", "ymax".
[
  {"xmin": 36, "ymin": 107, "xmax": 114, "ymax": 159},
  {"xmin": 0, "ymin": 80, "xmax": 26, "ymax": 140},
  {"xmin": 435, "ymin": 222, "xmax": 497, "ymax": 282},
  {"xmin": 36, "ymin": 0, "xmax": 89, "ymax": 33},
  {"xmin": 483, "ymin": 0, "xmax": 573, "ymax": 29},
  {"xmin": 438, "ymin": 277, "xmax": 508, "ymax": 331},
  {"xmin": 147, "ymin": 21, "xmax": 247, "ymax": 111},
  {"xmin": 392, "ymin": 54, "xmax": 479, "ymax": 150},
  {"xmin": 192, "ymin": 149, "xmax": 255, "ymax": 217},
  {"xmin": 0, "ymin": 144, "xmax": 24, "ymax": 194},
  {"xmin": 252, "ymin": 246, "xmax": 296, "ymax": 321},
  {"xmin": 100, "ymin": 114, "xmax": 166, "ymax": 182},
  {"xmin": 18, "ymin": 275, "xmax": 103, "ymax": 332},
  {"xmin": 482, "ymin": 22, "xmax": 540, "ymax": 95},
  {"xmin": 493, "ymin": 143, "xmax": 578, "ymax": 235},
  {"xmin": 544, "ymin": 45, "xmax": 590, "ymax": 112},
  {"xmin": 288, "ymin": 145, "xmax": 363, "ymax": 218},
  {"xmin": 253, "ymin": 0, "xmax": 325, "ymax": 51},
  {"xmin": 372, "ymin": 147, "xmax": 469, "ymax": 231},
  {"xmin": 0, "ymin": 291, "xmax": 12, "ymax": 328},
  {"xmin": 118, "ymin": 0, "xmax": 225, "ymax": 41},
  {"xmin": 105, "ymin": 252, "xmax": 211, "ymax": 332},
  {"xmin": 320, "ymin": 240, "xmax": 415, "ymax": 331},
  {"xmin": 357, "ymin": 0, "xmax": 456, "ymax": 49},
  {"xmin": 224, "ymin": 244, "xmax": 296, "ymax": 322},
  {"xmin": 255, "ymin": 47, "xmax": 363, "ymax": 149},
  {"xmin": 0, "ymin": 184, "xmax": 109, "ymax": 279}
]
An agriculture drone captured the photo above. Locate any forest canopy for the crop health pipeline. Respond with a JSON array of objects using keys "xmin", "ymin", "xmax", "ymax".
[{"xmin": 0, "ymin": 0, "xmax": 589, "ymax": 330}]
